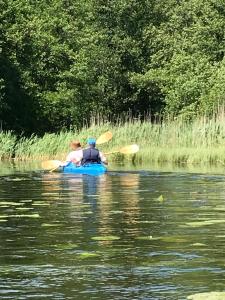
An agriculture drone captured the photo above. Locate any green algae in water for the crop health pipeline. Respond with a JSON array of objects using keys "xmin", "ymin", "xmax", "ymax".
[
  {"xmin": 10, "ymin": 213, "xmax": 40, "ymax": 218},
  {"xmin": 82, "ymin": 211, "xmax": 93, "ymax": 215},
  {"xmin": 185, "ymin": 219, "xmax": 225, "ymax": 227},
  {"xmin": 0, "ymin": 201, "xmax": 24, "ymax": 206},
  {"xmin": 156, "ymin": 195, "xmax": 164, "ymax": 202},
  {"xmin": 0, "ymin": 213, "xmax": 40, "ymax": 218},
  {"xmin": 137, "ymin": 221, "xmax": 160, "ymax": 224},
  {"xmin": 187, "ymin": 292, "xmax": 225, "ymax": 300},
  {"xmin": 0, "ymin": 267, "xmax": 12, "ymax": 274},
  {"xmin": 32, "ymin": 202, "xmax": 50, "ymax": 206},
  {"xmin": 21, "ymin": 200, "xmax": 33, "ymax": 203},
  {"xmin": 91, "ymin": 235, "xmax": 120, "ymax": 241},
  {"xmin": 16, "ymin": 207, "xmax": 34, "ymax": 211},
  {"xmin": 41, "ymin": 223, "xmax": 62, "ymax": 227},
  {"xmin": 42, "ymin": 192, "xmax": 59, "ymax": 196},
  {"xmin": 191, "ymin": 243, "xmax": 206, "ymax": 247},
  {"xmin": 78, "ymin": 252, "xmax": 101, "ymax": 259},
  {"xmin": 5, "ymin": 177, "xmax": 27, "ymax": 182},
  {"xmin": 0, "ymin": 215, "xmax": 9, "ymax": 219}
]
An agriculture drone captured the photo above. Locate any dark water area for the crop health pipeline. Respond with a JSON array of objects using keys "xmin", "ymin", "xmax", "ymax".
[{"xmin": 0, "ymin": 162, "xmax": 225, "ymax": 299}]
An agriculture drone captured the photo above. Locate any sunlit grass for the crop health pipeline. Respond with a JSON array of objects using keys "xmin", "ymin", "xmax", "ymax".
[
  {"xmin": 2, "ymin": 110, "xmax": 225, "ymax": 164},
  {"xmin": 0, "ymin": 131, "xmax": 17, "ymax": 159}
]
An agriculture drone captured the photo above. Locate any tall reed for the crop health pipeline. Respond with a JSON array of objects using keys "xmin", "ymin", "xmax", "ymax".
[
  {"xmin": 3, "ymin": 108, "xmax": 225, "ymax": 164},
  {"xmin": 0, "ymin": 131, "xmax": 17, "ymax": 159}
]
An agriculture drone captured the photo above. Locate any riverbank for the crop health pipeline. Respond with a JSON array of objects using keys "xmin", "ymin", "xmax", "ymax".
[{"xmin": 1, "ymin": 115, "xmax": 225, "ymax": 164}]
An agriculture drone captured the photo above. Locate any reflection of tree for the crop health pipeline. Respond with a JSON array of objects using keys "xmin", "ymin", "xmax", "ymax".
[
  {"xmin": 97, "ymin": 175, "xmax": 114, "ymax": 241},
  {"xmin": 119, "ymin": 174, "xmax": 141, "ymax": 229},
  {"xmin": 96, "ymin": 173, "xmax": 141, "ymax": 240},
  {"xmin": 41, "ymin": 173, "xmax": 62, "ymax": 195},
  {"xmin": 40, "ymin": 171, "xmax": 225, "ymax": 263},
  {"xmin": 65, "ymin": 173, "xmax": 141, "ymax": 244}
]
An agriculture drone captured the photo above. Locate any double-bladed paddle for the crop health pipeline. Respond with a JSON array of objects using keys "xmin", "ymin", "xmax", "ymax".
[
  {"xmin": 96, "ymin": 131, "xmax": 113, "ymax": 145},
  {"xmin": 105, "ymin": 144, "xmax": 139, "ymax": 155},
  {"xmin": 41, "ymin": 159, "xmax": 62, "ymax": 171},
  {"xmin": 41, "ymin": 130, "xmax": 113, "ymax": 171}
]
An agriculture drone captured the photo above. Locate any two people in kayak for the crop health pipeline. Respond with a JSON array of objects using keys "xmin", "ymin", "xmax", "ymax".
[{"xmin": 65, "ymin": 138, "xmax": 107, "ymax": 166}]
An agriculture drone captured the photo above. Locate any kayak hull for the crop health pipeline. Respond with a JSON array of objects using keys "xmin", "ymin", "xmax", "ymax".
[{"xmin": 60, "ymin": 163, "xmax": 107, "ymax": 175}]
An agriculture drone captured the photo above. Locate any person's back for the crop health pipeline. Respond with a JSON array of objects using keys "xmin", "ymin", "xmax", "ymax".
[
  {"xmin": 81, "ymin": 138, "xmax": 107, "ymax": 165},
  {"xmin": 65, "ymin": 141, "xmax": 83, "ymax": 165},
  {"xmin": 82, "ymin": 147, "xmax": 101, "ymax": 165}
]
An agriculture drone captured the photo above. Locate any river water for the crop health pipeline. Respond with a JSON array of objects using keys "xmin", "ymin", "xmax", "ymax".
[{"xmin": 0, "ymin": 161, "xmax": 225, "ymax": 299}]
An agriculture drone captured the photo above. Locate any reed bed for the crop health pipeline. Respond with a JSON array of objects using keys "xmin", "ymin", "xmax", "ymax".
[
  {"xmin": 0, "ymin": 131, "xmax": 17, "ymax": 159},
  {"xmin": 2, "ymin": 111, "xmax": 225, "ymax": 164}
]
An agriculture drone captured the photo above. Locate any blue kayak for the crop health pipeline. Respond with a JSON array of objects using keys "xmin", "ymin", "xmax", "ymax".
[{"xmin": 60, "ymin": 162, "xmax": 107, "ymax": 175}]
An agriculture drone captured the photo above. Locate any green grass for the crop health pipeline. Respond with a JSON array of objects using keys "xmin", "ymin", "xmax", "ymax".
[
  {"xmin": 2, "ymin": 113, "xmax": 225, "ymax": 164},
  {"xmin": 0, "ymin": 131, "xmax": 17, "ymax": 159}
]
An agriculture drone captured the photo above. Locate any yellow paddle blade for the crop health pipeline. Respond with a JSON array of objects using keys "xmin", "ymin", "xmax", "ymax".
[
  {"xmin": 119, "ymin": 144, "xmax": 139, "ymax": 154},
  {"xmin": 96, "ymin": 131, "xmax": 113, "ymax": 145},
  {"xmin": 105, "ymin": 144, "xmax": 139, "ymax": 155},
  {"xmin": 41, "ymin": 160, "xmax": 62, "ymax": 170}
]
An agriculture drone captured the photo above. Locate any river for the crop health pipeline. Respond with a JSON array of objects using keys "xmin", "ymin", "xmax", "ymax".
[{"xmin": 0, "ymin": 161, "xmax": 225, "ymax": 299}]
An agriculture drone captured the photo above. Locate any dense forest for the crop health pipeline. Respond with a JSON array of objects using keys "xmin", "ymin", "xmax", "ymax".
[{"xmin": 1, "ymin": 0, "xmax": 225, "ymax": 135}]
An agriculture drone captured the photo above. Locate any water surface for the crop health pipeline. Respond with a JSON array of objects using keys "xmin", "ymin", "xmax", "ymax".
[{"xmin": 0, "ymin": 161, "xmax": 225, "ymax": 299}]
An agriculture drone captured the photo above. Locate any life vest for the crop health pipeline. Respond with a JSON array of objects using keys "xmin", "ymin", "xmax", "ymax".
[{"xmin": 81, "ymin": 148, "xmax": 101, "ymax": 165}]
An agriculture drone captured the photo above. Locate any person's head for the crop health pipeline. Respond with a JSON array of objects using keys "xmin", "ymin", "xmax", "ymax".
[
  {"xmin": 70, "ymin": 140, "xmax": 81, "ymax": 150},
  {"xmin": 87, "ymin": 138, "xmax": 96, "ymax": 148}
]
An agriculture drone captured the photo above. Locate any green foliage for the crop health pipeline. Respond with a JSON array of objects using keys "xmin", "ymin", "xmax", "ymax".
[
  {"xmin": 137, "ymin": 0, "xmax": 225, "ymax": 116},
  {"xmin": 1, "ymin": 0, "xmax": 225, "ymax": 133}
]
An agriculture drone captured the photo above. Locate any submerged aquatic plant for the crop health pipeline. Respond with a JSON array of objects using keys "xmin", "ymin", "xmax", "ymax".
[
  {"xmin": 185, "ymin": 219, "xmax": 225, "ymax": 227},
  {"xmin": 91, "ymin": 235, "xmax": 120, "ymax": 241},
  {"xmin": 78, "ymin": 252, "xmax": 101, "ymax": 259}
]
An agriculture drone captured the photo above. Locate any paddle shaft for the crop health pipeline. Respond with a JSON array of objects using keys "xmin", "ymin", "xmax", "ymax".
[{"xmin": 49, "ymin": 166, "xmax": 60, "ymax": 172}]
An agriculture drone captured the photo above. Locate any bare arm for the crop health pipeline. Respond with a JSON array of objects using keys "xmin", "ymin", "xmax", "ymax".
[{"xmin": 99, "ymin": 151, "xmax": 108, "ymax": 165}]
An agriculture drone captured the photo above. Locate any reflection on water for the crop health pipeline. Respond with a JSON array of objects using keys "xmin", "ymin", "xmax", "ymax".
[{"xmin": 0, "ymin": 162, "xmax": 225, "ymax": 299}]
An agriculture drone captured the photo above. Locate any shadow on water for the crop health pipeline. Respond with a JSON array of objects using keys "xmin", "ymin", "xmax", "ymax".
[{"xmin": 0, "ymin": 161, "xmax": 225, "ymax": 299}]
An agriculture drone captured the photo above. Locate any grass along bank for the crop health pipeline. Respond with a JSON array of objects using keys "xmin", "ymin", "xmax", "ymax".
[{"xmin": 1, "ymin": 115, "xmax": 225, "ymax": 164}]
